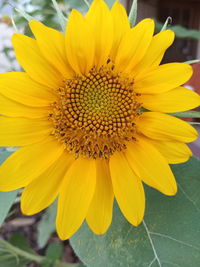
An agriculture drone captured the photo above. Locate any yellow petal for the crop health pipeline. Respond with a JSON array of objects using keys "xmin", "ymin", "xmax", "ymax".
[
  {"xmin": 115, "ymin": 19, "xmax": 154, "ymax": 73},
  {"xmin": 56, "ymin": 158, "xmax": 96, "ymax": 240},
  {"xmin": 0, "ymin": 137, "xmax": 64, "ymax": 191},
  {"xmin": 133, "ymin": 30, "xmax": 175, "ymax": 78},
  {"xmin": 136, "ymin": 112, "xmax": 198, "ymax": 143},
  {"xmin": 110, "ymin": 152, "xmax": 145, "ymax": 226},
  {"xmin": 86, "ymin": 0, "xmax": 113, "ymax": 68},
  {"xmin": 149, "ymin": 139, "xmax": 192, "ymax": 164},
  {"xmin": 110, "ymin": 1, "xmax": 130, "ymax": 60},
  {"xmin": 134, "ymin": 63, "xmax": 193, "ymax": 94},
  {"xmin": 86, "ymin": 159, "xmax": 114, "ymax": 235},
  {"xmin": 12, "ymin": 34, "xmax": 62, "ymax": 89},
  {"xmin": 65, "ymin": 10, "xmax": 95, "ymax": 75},
  {"xmin": 0, "ymin": 117, "xmax": 52, "ymax": 146},
  {"xmin": 29, "ymin": 20, "xmax": 74, "ymax": 78},
  {"xmin": 138, "ymin": 86, "xmax": 200, "ymax": 112},
  {"xmin": 0, "ymin": 94, "xmax": 51, "ymax": 118},
  {"xmin": 125, "ymin": 136, "xmax": 177, "ymax": 195},
  {"xmin": 0, "ymin": 72, "xmax": 56, "ymax": 107},
  {"xmin": 21, "ymin": 152, "xmax": 74, "ymax": 215}
]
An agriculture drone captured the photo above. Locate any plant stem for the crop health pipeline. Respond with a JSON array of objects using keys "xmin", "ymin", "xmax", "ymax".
[
  {"xmin": 83, "ymin": 0, "xmax": 90, "ymax": 8},
  {"xmin": 0, "ymin": 239, "xmax": 45, "ymax": 263}
]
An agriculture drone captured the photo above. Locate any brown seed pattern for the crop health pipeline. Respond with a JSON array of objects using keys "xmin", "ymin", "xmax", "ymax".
[{"xmin": 49, "ymin": 66, "xmax": 141, "ymax": 159}]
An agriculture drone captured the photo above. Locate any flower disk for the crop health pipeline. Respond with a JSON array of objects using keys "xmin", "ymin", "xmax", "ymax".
[{"xmin": 50, "ymin": 66, "xmax": 141, "ymax": 159}]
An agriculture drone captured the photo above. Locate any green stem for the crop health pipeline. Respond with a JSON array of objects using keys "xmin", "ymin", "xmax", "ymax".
[
  {"xmin": 0, "ymin": 239, "xmax": 80, "ymax": 266},
  {"xmin": 0, "ymin": 239, "xmax": 45, "ymax": 263},
  {"xmin": 83, "ymin": 0, "xmax": 90, "ymax": 8},
  {"xmin": 128, "ymin": 0, "xmax": 137, "ymax": 27}
]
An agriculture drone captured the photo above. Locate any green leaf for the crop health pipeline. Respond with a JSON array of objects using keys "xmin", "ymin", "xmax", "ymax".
[
  {"xmin": 37, "ymin": 201, "xmax": 57, "ymax": 248},
  {"xmin": 170, "ymin": 111, "xmax": 200, "ymax": 118},
  {"xmin": 0, "ymin": 151, "xmax": 18, "ymax": 227},
  {"xmin": 160, "ymin": 17, "xmax": 172, "ymax": 32},
  {"xmin": 0, "ymin": 151, "xmax": 12, "ymax": 165},
  {"xmin": 52, "ymin": 0, "xmax": 67, "ymax": 31},
  {"xmin": 14, "ymin": 8, "xmax": 36, "ymax": 21},
  {"xmin": 82, "ymin": 0, "xmax": 90, "ymax": 8},
  {"xmin": 155, "ymin": 21, "xmax": 200, "ymax": 39},
  {"xmin": 10, "ymin": 15, "xmax": 19, "ymax": 32},
  {"xmin": 71, "ymin": 157, "xmax": 200, "ymax": 267},
  {"xmin": 0, "ymin": 234, "xmax": 35, "ymax": 267},
  {"xmin": 46, "ymin": 243, "xmax": 63, "ymax": 261},
  {"xmin": 9, "ymin": 233, "xmax": 34, "ymax": 254},
  {"xmin": 0, "ymin": 191, "xmax": 18, "ymax": 227},
  {"xmin": 128, "ymin": 0, "xmax": 137, "ymax": 27},
  {"xmin": 64, "ymin": 0, "xmax": 88, "ymax": 13}
]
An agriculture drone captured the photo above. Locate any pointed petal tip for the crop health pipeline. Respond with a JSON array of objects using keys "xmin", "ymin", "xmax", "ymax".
[
  {"xmin": 125, "ymin": 211, "xmax": 144, "ymax": 227},
  {"xmin": 56, "ymin": 220, "xmax": 74, "ymax": 241},
  {"xmin": 161, "ymin": 180, "xmax": 178, "ymax": 196},
  {"xmin": 88, "ymin": 224, "xmax": 108, "ymax": 235}
]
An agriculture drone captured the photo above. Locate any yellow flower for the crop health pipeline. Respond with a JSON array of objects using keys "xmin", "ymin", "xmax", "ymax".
[{"xmin": 0, "ymin": 0, "xmax": 199, "ymax": 240}]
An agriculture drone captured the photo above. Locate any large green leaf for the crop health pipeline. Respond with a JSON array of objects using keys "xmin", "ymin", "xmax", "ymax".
[
  {"xmin": 70, "ymin": 157, "xmax": 200, "ymax": 266},
  {"xmin": 0, "ymin": 151, "xmax": 18, "ymax": 227}
]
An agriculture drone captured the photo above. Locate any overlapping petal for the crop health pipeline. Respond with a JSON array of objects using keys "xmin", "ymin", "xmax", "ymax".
[
  {"xmin": 125, "ymin": 135, "xmax": 177, "ymax": 195},
  {"xmin": 21, "ymin": 152, "xmax": 74, "ymax": 215},
  {"xmin": 29, "ymin": 20, "xmax": 74, "ymax": 78},
  {"xmin": 115, "ymin": 19, "xmax": 154, "ymax": 73},
  {"xmin": 110, "ymin": 152, "xmax": 145, "ymax": 226},
  {"xmin": 136, "ymin": 112, "xmax": 198, "ymax": 143},
  {"xmin": 134, "ymin": 63, "xmax": 193, "ymax": 94},
  {"xmin": 0, "ymin": 94, "xmax": 51, "ymax": 118},
  {"xmin": 0, "ymin": 72, "xmax": 55, "ymax": 107},
  {"xmin": 149, "ymin": 139, "xmax": 192, "ymax": 164},
  {"xmin": 133, "ymin": 30, "xmax": 175, "ymax": 77},
  {"xmin": 86, "ymin": 159, "xmax": 114, "ymax": 234},
  {"xmin": 12, "ymin": 34, "xmax": 62, "ymax": 88},
  {"xmin": 0, "ymin": 138, "xmax": 64, "ymax": 191},
  {"xmin": 56, "ymin": 158, "xmax": 96, "ymax": 240},
  {"xmin": 110, "ymin": 1, "xmax": 130, "ymax": 60},
  {"xmin": 86, "ymin": 0, "xmax": 113, "ymax": 68},
  {"xmin": 138, "ymin": 86, "xmax": 200, "ymax": 112},
  {"xmin": 0, "ymin": 117, "xmax": 52, "ymax": 146},
  {"xmin": 65, "ymin": 10, "xmax": 95, "ymax": 75}
]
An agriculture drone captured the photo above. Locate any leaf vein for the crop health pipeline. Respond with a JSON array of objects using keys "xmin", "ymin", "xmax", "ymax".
[
  {"xmin": 143, "ymin": 220, "xmax": 162, "ymax": 267},
  {"xmin": 178, "ymin": 183, "xmax": 200, "ymax": 212},
  {"xmin": 148, "ymin": 257, "xmax": 156, "ymax": 267},
  {"xmin": 149, "ymin": 232, "xmax": 200, "ymax": 251}
]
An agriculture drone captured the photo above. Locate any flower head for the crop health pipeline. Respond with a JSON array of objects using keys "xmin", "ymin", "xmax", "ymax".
[{"xmin": 0, "ymin": 0, "xmax": 199, "ymax": 240}]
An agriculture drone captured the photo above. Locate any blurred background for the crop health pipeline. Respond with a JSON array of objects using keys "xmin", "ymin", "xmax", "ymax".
[{"xmin": 0, "ymin": 0, "xmax": 199, "ymax": 266}]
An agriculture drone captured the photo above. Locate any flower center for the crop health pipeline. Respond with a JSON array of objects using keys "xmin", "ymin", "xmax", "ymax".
[{"xmin": 49, "ymin": 66, "xmax": 141, "ymax": 159}]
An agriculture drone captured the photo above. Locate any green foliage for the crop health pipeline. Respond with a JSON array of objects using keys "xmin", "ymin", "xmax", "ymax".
[
  {"xmin": 0, "ymin": 234, "xmax": 79, "ymax": 267},
  {"xmin": 0, "ymin": 234, "xmax": 42, "ymax": 267},
  {"xmin": 170, "ymin": 111, "xmax": 200, "ymax": 118},
  {"xmin": 160, "ymin": 17, "xmax": 172, "ymax": 32},
  {"xmin": 156, "ymin": 21, "xmax": 200, "ymax": 40},
  {"xmin": 71, "ymin": 157, "xmax": 200, "ymax": 267},
  {"xmin": 128, "ymin": 0, "xmax": 137, "ymax": 27},
  {"xmin": 37, "ymin": 201, "xmax": 57, "ymax": 248},
  {"xmin": 46, "ymin": 243, "xmax": 63, "ymax": 261}
]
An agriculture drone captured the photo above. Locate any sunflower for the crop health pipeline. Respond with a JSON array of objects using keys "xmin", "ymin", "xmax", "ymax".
[{"xmin": 0, "ymin": 0, "xmax": 199, "ymax": 240}]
